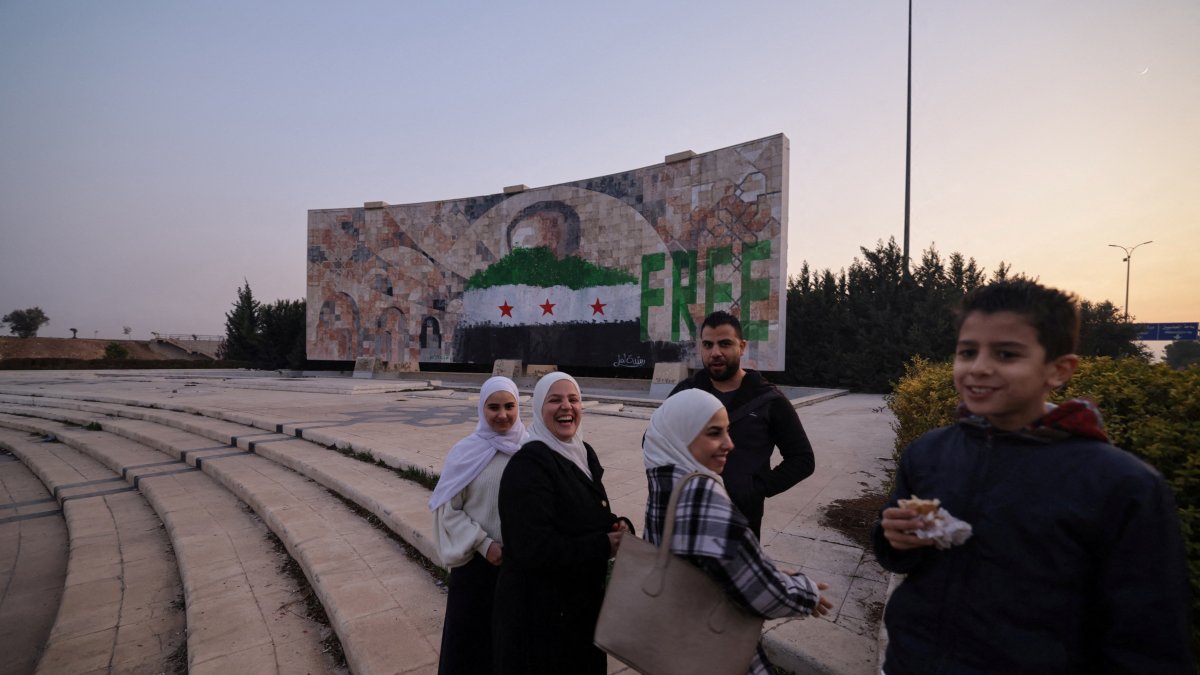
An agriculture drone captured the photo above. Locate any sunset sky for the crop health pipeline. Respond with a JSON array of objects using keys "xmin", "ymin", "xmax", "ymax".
[{"xmin": 1, "ymin": 1, "xmax": 1196, "ymax": 343}]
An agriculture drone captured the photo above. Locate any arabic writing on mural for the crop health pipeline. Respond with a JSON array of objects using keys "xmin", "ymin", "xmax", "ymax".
[{"xmin": 613, "ymin": 353, "xmax": 647, "ymax": 368}]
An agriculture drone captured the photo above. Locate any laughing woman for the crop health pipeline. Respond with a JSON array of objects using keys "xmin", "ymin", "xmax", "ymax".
[
  {"xmin": 429, "ymin": 376, "xmax": 528, "ymax": 675},
  {"xmin": 643, "ymin": 389, "xmax": 833, "ymax": 675},
  {"xmin": 492, "ymin": 372, "xmax": 630, "ymax": 675}
]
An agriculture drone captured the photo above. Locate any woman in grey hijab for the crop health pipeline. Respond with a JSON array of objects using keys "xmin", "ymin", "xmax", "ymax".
[{"xmin": 492, "ymin": 372, "xmax": 631, "ymax": 675}]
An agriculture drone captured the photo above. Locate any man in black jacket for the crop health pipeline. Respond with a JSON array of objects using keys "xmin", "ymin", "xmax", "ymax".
[{"xmin": 669, "ymin": 311, "xmax": 815, "ymax": 537}]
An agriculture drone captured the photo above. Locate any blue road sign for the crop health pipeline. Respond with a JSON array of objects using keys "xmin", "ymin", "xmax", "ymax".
[{"xmin": 1134, "ymin": 322, "xmax": 1199, "ymax": 341}]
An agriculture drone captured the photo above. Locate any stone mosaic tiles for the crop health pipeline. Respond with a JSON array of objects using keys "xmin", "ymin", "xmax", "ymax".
[{"xmin": 307, "ymin": 134, "xmax": 789, "ymax": 369}]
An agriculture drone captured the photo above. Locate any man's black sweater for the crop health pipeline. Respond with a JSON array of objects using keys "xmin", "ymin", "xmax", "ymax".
[{"xmin": 670, "ymin": 369, "xmax": 815, "ymax": 536}]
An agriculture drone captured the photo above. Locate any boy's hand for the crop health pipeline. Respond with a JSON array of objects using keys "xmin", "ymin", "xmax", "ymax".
[{"xmin": 881, "ymin": 507, "xmax": 937, "ymax": 550}]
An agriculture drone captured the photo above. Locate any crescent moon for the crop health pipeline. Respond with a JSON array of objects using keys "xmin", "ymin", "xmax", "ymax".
[{"xmin": 1139, "ymin": 67, "xmax": 1150, "ymax": 76}]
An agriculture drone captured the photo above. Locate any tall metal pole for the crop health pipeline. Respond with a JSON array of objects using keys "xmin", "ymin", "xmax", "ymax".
[
  {"xmin": 902, "ymin": 0, "xmax": 913, "ymax": 277},
  {"xmin": 1121, "ymin": 257, "xmax": 1131, "ymax": 320},
  {"xmin": 1107, "ymin": 240, "xmax": 1153, "ymax": 320}
]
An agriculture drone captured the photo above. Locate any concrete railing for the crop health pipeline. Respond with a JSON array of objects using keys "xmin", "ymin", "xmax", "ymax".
[{"xmin": 150, "ymin": 335, "xmax": 222, "ymax": 360}]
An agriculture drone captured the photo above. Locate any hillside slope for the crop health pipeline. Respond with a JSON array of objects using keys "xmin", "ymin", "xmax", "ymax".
[{"xmin": 0, "ymin": 336, "xmax": 171, "ymax": 361}]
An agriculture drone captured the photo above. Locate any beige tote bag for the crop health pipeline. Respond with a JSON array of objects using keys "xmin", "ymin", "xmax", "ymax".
[{"xmin": 594, "ymin": 472, "xmax": 764, "ymax": 675}]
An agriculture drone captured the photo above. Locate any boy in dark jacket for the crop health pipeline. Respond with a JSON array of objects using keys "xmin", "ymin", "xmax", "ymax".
[{"xmin": 873, "ymin": 279, "xmax": 1193, "ymax": 674}]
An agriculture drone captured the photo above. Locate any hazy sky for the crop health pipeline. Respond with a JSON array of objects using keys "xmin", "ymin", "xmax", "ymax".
[{"xmin": 2, "ymin": 1, "xmax": 1197, "ymax": 341}]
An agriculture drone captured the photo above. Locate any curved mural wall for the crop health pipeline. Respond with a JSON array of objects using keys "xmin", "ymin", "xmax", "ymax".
[{"xmin": 306, "ymin": 133, "xmax": 788, "ymax": 370}]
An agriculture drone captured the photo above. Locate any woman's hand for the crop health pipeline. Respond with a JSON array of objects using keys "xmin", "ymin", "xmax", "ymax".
[
  {"xmin": 880, "ymin": 507, "xmax": 936, "ymax": 551},
  {"xmin": 608, "ymin": 520, "xmax": 630, "ymax": 557},
  {"xmin": 607, "ymin": 531, "xmax": 624, "ymax": 556},
  {"xmin": 485, "ymin": 541, "xmax": 503, "ymax": 566},
  {"xmin": 810, "ymin": 582, "xmax": 834, "ymax": 618}
]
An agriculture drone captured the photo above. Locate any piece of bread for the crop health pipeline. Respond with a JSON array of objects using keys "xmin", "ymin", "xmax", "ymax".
[{"xmin": 898, "ymin": 495, "xmax": 941, "ymax": 515}]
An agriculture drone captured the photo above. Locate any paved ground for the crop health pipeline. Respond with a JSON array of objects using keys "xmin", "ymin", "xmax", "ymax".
[
  {"xmin": 0, "ymin": 369, "xmax": 897, "ymax": 674},
  {"xmin": 0, "ymin": 451, "xmax": 68, "ymax": 675}
]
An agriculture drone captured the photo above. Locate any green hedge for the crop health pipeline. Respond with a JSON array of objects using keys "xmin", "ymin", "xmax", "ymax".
[{"xmin": 886, "ymin": 357, "xmax": 1200, "ymax": 657}]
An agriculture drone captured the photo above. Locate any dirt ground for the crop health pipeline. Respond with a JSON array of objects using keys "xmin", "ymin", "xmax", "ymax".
[
  {"xmin": 820, "ymin": 491, "xmax": 889, "ymax": 549},
  {"xmin": 820, "ymin": 491, "xmax": 890, "ymax": 627},
  {"xmin": 0, "ymin": 336, "xmax": 170, "ymax": 361}
]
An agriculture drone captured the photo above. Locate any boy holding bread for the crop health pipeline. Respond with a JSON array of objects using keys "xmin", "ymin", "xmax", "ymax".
[{"xmin": 873, "ymin": 279, "xmax": 1193, "ymax": 673}]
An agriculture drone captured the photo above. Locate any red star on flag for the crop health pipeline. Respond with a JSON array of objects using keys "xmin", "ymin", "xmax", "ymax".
[
  {"xmin": 539, "ymin": 299, "xmax": 556, "ymax": 315},
  {"xmin": 498, "ymin": 301, "xmax": 513, "ymax": 318},
  {"xmin": 590, "ymin": 298, "xmax": 606, "ymax": 315}
]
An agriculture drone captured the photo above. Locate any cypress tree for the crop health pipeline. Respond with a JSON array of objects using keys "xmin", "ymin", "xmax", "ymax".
[
  {"xmin": 220, "ymin": 280, "xmax": 260, "ymax": 362},
  {"xmin": 258, "ymin": 299, "xmax": 307, "ymax": 369}
]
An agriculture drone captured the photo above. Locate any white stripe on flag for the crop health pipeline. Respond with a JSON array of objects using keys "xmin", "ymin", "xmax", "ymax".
[{"xmin": 462, "ymin": 284, "xmax": 640, "ymax": 326}]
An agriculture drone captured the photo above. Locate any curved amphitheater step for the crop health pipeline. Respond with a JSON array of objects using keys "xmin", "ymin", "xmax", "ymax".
[
  {"xmin": 0, "ymin": 428, "xmax": 186, "ymax": 674},
  {"xmin": 0, "ymin": 388, "xmax": 648, "ymax": 675},
  {"xmin": 0, "ymin": 409, "xmax": 448, "ymax": 675},
  {"xmin": 0, "ymin": 446, "xmax": 68, "ymax": 675},
  {"xmin": 0, "ymin": 393, "xmax": 443, "ymax": 568}
]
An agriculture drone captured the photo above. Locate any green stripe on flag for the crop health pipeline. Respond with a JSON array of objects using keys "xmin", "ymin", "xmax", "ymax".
[{"xmin": 466, "ymin": 247, "xmax": 637, "ymax": 290}]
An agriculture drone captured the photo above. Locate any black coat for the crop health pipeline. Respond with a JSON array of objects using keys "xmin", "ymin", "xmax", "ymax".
[
  {"xmin": 873, "ymin": 422, "xmax": 1194, "ymax": 674},
  {"xmin": 493, "ymin": 440, "xmax": 618, "ymax": 675},
  {"xmin": 671, "ymin": 369, "xmax": 815, "ymax": 535}
]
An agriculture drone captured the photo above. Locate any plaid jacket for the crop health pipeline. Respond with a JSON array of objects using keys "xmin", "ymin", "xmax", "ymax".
[{"xmin": 644, "ymin": 465, "xmax": 820, "ymax": 674}]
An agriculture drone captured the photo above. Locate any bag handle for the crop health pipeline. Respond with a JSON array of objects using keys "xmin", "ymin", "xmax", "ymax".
[
  {"xmin": 643, "ymin": 471, "xmax": 741, "ymax": 633},
  {"xmin": 643, "ymin": 471, "xmax": 710, "ymax": 596}
]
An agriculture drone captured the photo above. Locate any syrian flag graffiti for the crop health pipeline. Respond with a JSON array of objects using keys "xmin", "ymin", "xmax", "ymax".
[{"xmin": 457, "ymin": 247, "xmax": 683, "ymax": 366}]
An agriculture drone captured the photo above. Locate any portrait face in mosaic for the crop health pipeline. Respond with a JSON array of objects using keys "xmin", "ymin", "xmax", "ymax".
[
  {"xmin": 506, "ymin": 201, "xmax": 581, "ymax": 259},
  {"xmin": 307, "ymin": 134, "xmax": 789, "ymax": 371}
]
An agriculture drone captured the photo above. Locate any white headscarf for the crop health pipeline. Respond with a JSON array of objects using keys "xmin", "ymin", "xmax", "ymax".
[
  {"xmin": 428, "ymin": 376, "xmax": 528, "ymax": 510},
  {"xmin": 643, "ymin": 388, "xmax": 726, "ymax": 483},
  {"xmin": 528, "ymin": 372, "xmax": 592, "ymax": 479}
]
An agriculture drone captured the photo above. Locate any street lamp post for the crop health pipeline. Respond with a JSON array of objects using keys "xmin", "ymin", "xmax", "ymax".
[
  {"xmin": 902, "ymin": 0, "xmax": 913, "ymax": 276},
  {"xmin": 1107, "ymin": 240, "xmax": 1153, "ymax": 320}
]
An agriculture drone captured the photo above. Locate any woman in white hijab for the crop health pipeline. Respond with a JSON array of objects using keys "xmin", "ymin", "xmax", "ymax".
[
  {"xmin": 492, "ymin": 372, "xmax": 631, "ymax": 675},
  {"xmin": 430, "ymin": 376, "xmax": 527, "ymax": 675},
  {"xmin": 643, "ymin": 389, "xmax": 833, "ymax": 675}
]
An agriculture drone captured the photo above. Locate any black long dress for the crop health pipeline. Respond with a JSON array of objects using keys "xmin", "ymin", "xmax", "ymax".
[
  {"xmin": 492, "ymin": 441, "xmax": 618, "ymax": 675},
  {"xmin": 438, "ymin": 552, "xmax": 500, "ymax": 674}
]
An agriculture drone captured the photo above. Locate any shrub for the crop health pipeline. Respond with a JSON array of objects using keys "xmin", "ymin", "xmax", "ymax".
[
  {"xmin": 883, "ymin": 356, "xmax": 956, "ymax": 456},
  {"xmin": 1166, "ymin": 340, "xmax": 1200, "ymax": 370},
  {"xmin": 103, "ymin": 343, "xmax": 129, "ymax": 360},
  {"xmin": 887, "ymin": 356, "xmax": 1200, "ymax": 657}
]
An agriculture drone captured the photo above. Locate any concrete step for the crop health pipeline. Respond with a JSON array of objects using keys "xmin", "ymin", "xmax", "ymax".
[
  {"xmin": 0, "ymin": 447, "xmax": 68, "ymax": 675},
  {"xmin": 0, "ymin": 428, "xmax": 186, "ymax": 675},
  {"xmin": 0, "ymin": 416, "xmax": 337, "ymax": 674},
  {"xmin": 0, "ymin": 395, "xmax": 636, "ymax": 675},
  {"xmin": 0, "ymin": 389, "xmax": 446, "ymax": 478},
  {"xmin": 0, "ymin": 410, "xmax": 447, "ymax": 675},
  {"xmin": 0, "ymin": 396, "xmax": 443, "ymax": 568}
]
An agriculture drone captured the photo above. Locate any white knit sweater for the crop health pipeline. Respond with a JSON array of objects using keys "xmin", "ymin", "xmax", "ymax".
[{"xmin": 432, "ymin": 453, "xmax": 510, "ymax": 568}]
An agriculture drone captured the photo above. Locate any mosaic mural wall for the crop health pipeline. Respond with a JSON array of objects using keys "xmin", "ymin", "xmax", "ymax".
[{"xmin": 307, "ymin": 133, "xmax": 788, "ymax": 370}]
